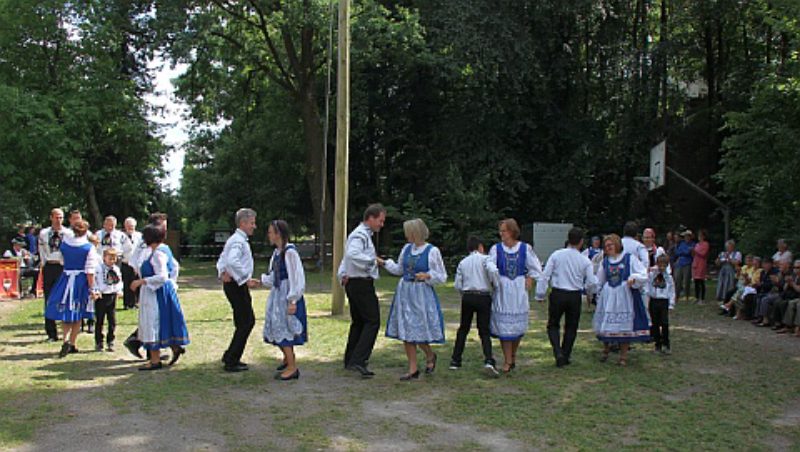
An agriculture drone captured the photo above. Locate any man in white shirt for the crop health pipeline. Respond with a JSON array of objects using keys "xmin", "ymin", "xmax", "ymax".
[
  {"xmin": 450, "ymin": 236, "xmax": 497, "ymax": 374},
  {"xmin": 622, "ymin": 221, "xmax": 648, "ymax": 267},
  {"xmin": 95, "ymin": 215, "xmax": 129, "ymax": 259},
  {"xmin": 216, "ymin": 208, "xmax": 259, "ymax": 373},
  {"xmin": 38, "ymin": 208, "xmax": 72, "ymax": 341},
  {"xmin": 120, "ymin": 217, "xmax": 142, "ymax": 309},
  {"xmin": 536, "ymin": 227, "xmax": 597, "ymax": 367},
  {"xmin": 773, "ymin": 239, "xmax": 793, "ymax": 266},
  {"xmin": 338, "ymin": 203, "xmax": 386, "ymax": 378},
  {"xmin": 4, "ymin": 237, "xmax": 38, "ymax": 297}
]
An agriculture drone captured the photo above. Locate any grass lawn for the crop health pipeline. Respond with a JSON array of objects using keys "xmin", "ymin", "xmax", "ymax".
[{"xmin": 1, "ymin": 258, "xmax": 799, "ymax": 451}]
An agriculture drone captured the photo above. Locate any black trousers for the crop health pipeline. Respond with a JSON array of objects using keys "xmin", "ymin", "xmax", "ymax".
[
  {"xmin": 694, "ymin": 279, "xmax": 706, "ymax": 301},
  {"xmin": 121, "ymin": 262, "xmax": 138, "ymax": 309},
  {"xmin": 546, "ymin": 288, "xmax": 582, "ymax": 361},
  {"xmin": 95, "ymin": 293, "xmax": 117, "ymax": 345},
  {"xmin": 451, "ymin": 293, "xmax": 493, "ymax": 364},
  {"xmin": 649, "ymin": 298, "xmax": 670, "ymax": 348},
  {"xmin": 42, "ymin": 263, "xmax": 62, "ymax": 340},
  {"xmin": 344, "ymin": 278, "xmax": 380, "ymax": 367},
  {"xmin": 222, "ymin": 281, "xmax": 255, "ymax": 366}
]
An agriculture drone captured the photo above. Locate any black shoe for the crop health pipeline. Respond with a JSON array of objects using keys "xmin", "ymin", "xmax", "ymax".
[
  {"xmin": 276, "ymin": 361, "xmax": 288, "ymax": 371},
  {"xmin": 59, "ymin": 342, "xmax": 71, "ymax": 358},
  {"xmin": 95, "ymin": 343, "xmax": 103, "ymax": 352},
  {"xmin": 46, "ymin": 337, "xmax": 59, "ymax": 343},
  {"xmin": 123, "ymin": 339, "xmax": 143, "ymax": 359},
  {"xmin": 139, "ymin": 362, "xmax": 163, "ymax": 371},
  {"xmin": 483, "ymin": 362, "xmax": 500, "ymax": 378},
  {"xmin": 399, "ymin": 370, "xmax": 420, "ymax": 381},
  {"xmin": 69, "ymin": 345, "xmax": 78, "ymax": 354},
  {"xmin": 425, "ymin": 353, "xmax": 437, "ymax": 375},
  {"xmin": 106, "ymin": 343, "xmax": 115, "ymax": 352},
  {"xmin": 86, "ymin": 325, "xmax": 94, "ymax": 334},
  {"xmin": 448, "ymin": 360, "xmax": 461, "ymax": 370},
  {"xmin": 347, "ymin": 364, "xmax": 375, "ymax": 378},
  {"xmin": 224, "ymin": 363, "xmax": 249, "ymax": 373},
  {"xmin": 279, "ymin": 369, "xmax": 300, "ymax": 381},
  {"xmin": 168, "ymin": 347, "xmax": 186, "ymax": 366},
  {"xmin": 556, "ymin": 356, "xmax": 568, "ymax": 367}
]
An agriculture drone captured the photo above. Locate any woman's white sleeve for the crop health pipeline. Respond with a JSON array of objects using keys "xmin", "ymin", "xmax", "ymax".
[
  {"xmin": 144, "ymin": 250, "xmax": 168, "ymax": 289},
  {"xmin": 286, "ymin": 249, "xmax": 306, "ymax": 303},
  {"xmin": 383, "ymin": 244, "xmax": 407, "ymax": 276},
  {"xmin": 426, "ymin": 247, "xmax": 447, "ymax": 286}
]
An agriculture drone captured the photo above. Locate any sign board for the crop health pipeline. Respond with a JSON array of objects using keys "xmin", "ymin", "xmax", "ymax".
[
  {"xmin": 532, "ymin": 223, "xmax": 573, "ymax": 264},
  {"xmin": 214, "ymin": 231, "xmax": 231, "ymax": 244},
  {"xmin": 0, "ymin": 259, "xmax": 21, "ymax": 300},
  {"xmin": 649, "ymin": 141, "xmax": 666, "ymax": 190}
]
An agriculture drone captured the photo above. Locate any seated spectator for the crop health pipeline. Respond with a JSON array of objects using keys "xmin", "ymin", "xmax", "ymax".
[
  {"xmin": 734, "ymin": 255, "xmax": 762, "ymax": 320},
  {"xmin": 3, "ymin": 237, "xmax": 38, "ymax": 297},
  {"xmin": 755, "ymin": 259, "xmax": 790, "ymax": 327},
  {"xmin": 773, "ymin": 260, "xmax": 800, "ymax": 334},
  {"xmin": 773, "ymin": 239, "xmax": 793, "ymax": 266},
  {"xmin": 751, "ymin": 257, "xmax": 779, "ymax": 325}
]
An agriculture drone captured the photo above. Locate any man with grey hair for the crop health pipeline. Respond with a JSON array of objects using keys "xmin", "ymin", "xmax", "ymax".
[
  {"xmin": 120, "ymin": 217, "xmax": 142, "ymax": 309},
  {"xmin": 773, "ymin": 239, "xmax": 793, "ymax": 266},
  {"xmin": 216, "ymin": 208, "xmax": 259, "ymax": 372}
]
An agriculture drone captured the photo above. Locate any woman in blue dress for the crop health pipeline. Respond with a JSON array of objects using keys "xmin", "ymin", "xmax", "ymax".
[
  {"xmin": 130, "ymin": 223, "xmax": 189, "ymax": 371},
  {"xmin": 45, "ymin": 220, "xmax": 99, "ymax": 358},
  {"xmin": 260, "ymin": 220, "xmax": 307, "ymax": 381},
  {"xmin": 592, "ymin": 234, "xmax": 651, "ymax": 366},
  {"xmin": 380, "ymin": 218, "xmax": 447, "ymax": 380},
  {"xmin": 485, "ymin": 219, "xmax": 542, "ymax": 373}
]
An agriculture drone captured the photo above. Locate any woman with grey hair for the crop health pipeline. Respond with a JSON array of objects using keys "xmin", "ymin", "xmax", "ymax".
[
  {"xmin": 715, "ymin": 239, "xmax": 741, "ymax": 302},
  {"xmin": 379, "ymin": 218, "xmax": 447, "ymax": 380}
]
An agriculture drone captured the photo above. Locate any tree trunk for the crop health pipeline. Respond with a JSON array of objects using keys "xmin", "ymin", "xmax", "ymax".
[
  {"xmin": 83, "ymin": 174, "xmax": 103, "ymax": 229},
  {"xmin": 296, "ymin": 88, "xmax": 334, "ymax": 247}
]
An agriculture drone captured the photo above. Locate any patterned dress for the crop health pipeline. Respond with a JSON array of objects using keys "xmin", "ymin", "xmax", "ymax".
[
  {"xmin": 592, "ymin": 253, "xmax": 651, "ymax": 343},
  {"xmin": 262, "ymin": 244, "xmax": 308, "ymax": 347}
]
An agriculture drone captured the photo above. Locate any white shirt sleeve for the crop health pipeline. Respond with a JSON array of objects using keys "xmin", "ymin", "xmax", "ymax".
[
  {"xmin": 485, "ymin": 246, "xmax": 501, "ymax": 287},
  {"xmin": 345, "ymin": 232, "xmax": 377, "ymax": 273},
  {"xmin": 535, "ymin": 256, "xmax": 555, "ymax": 300},
  {"xmin": 383, "ymin": 244, "xmax": 408, "ymax": 276},
  {"xmin": 526, "ymin": 244, "xmax": 543, "ymax": 279},
  {"xmin": 93, "ymin": 263, "xmax": 105, "ymax": 291},
  {"xmin": 454, "ymin": 261, "xmax": 465, "ymax": 293},
  {"xmin": 627, "ymin": 254, "xmax": 649, "ymax": 288},
  {"xmin": 286, "ymin": 248, "xmax": 306, "ymax": 303},
  {"xmin": 583, "ymin": 258, "xmax": 598, "ymax": 295},
  {"xmin": 666, "ymin": 273, "xmax": 676, "ymax": 309},
  {"xmin": 84, "ymin": 247, "xmax": 99, "ymax": 274},
  {"xmin": 143, "ymin": 250, "xmax": 168, "ymax": 290},
  {"xmin": 425, "ymin": 246, "xmax": 447, "ymax": 286},
  {"xmin": 222, "ymin": 242, "xmax": 249, "ymax": 286}
]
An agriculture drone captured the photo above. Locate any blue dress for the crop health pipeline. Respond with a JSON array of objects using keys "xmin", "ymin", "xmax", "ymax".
[
  {"xmin": 592, "ymin": 254, "xmax": 651, "ymax": 343},
  {"xmin": 262, "ymin": 245, "xmax": 308, "ymax": 347},
  {"xmin": 385, "ymin": 244, "xmax": 446, "ymax": 344},
  {"xmin": 489, "ymin": 242, "xmax": 541, "ymax": 340},
  {"xmin": 138, "ymin": 248, "xmax": 189, "ymax": 351},
  {"xmin": 45, "ymin": 239, "xmax": 94, "ymax": 322}
]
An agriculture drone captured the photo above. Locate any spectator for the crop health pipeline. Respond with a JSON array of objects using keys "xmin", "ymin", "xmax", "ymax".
[
  {"xmin": 25, "ymin": 226, "xmax": 38, "ymax": 261},
  {"xmin": 773, "ymin": 260, "xmax": 800, "ymax": 334},
  {"xmin": 3, "ymin": 237, "xmax": 39, "ymax": 297},
  {"xmin": 775, "ymin": 260, "xmax": 800, "ymax": 336},
  {"xmin": 665, "ymin": 231, "xmax": 679, "ymax": 268},
  {"xmin": 692, "ymin": 229, "xmax": 710, "ymax": 303},
  {"xmin": 772, "ymin": 239, "xmax": 793, "ymax": 266},
  {"xmin": 642, "ymin": 228, "xmax": 666, "ymax": 268},
  {"xmin": 674, "ymin": 230, "xmax": 695, "ymax": 302},
  {"xmin": 715, "ymin": 239, "xmax": 741, "ymax": 303},
  {"xmin": 754, "ymin": 259, "xmax": 788, "ymax": 327}
]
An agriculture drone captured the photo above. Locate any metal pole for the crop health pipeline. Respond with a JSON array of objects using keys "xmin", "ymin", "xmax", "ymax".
[{"xmin": 331, "ymin": 0, "xmax": 350, "ymax": 315}]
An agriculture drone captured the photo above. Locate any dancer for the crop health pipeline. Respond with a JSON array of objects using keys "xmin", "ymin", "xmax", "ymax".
[
  {"xmin": 648, "ymin": 254, "xmax": 675, "ymax": 354},
  {"xmin": 592, "ymin": 234, "xmax": 650, "ymax": 366},
  {"xmin": 260, "ymin": 220, "xmax": 307, "ymax": 381},
  {"xmin": 44, "ymin": 220, "xmax": 99, "ymax": 358},
  {"xmin": 339, "ymin": 204, "xmax": 386, "ymax": 379},
  {"xmin": 380, "ymin": 218, "xmax": 447, "ymax": 380},
  {"xmin": 486, "ymin": 218, "xmax": 543, "ymax": 373},
  {"xmin": 38, "ymin": 208, "xmax": 71, "ymax": 341},
  {"xmin": 622, "ymin": 221, "xmax": 648, "ymax": 266},
  {"xmin": 450, "ymin": 236, "xmax": 498, "ymax": 376},
  {"xmin": 216, "ymin": 208, "xmax": 259, "ymax": 372},
  {"xmin": 536, "ymin": 227, "xmax": 597, "ymax": 367},
  {"xmin": 130, "ymin": 223, "xmax": 189, "ymax": 370}
]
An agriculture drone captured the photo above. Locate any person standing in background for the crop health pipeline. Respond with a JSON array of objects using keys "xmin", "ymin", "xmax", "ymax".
[
  {"xmin": 120, "ymin": 217, "xmax": 142, "ymax": 309},
  {"xmin": 674, "ymin": 230, "xmax": 695, "ymax": 302},
  {"xmin": 691, "ymin": 229, "xmax": 710, "ymax": 304}
]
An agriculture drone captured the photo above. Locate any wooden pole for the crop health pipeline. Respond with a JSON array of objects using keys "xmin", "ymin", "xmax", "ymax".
[{"xmin": 331, "ymin": 0, "xmax": 350, "ymax": 315}]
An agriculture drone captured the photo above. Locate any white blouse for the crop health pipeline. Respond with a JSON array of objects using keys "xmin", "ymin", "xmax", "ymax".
[
  {"xmin": 261, "ymin": 246, "xmax": 306, "ymax": 303},
  {"xmin": 384, "ymin": 243, "xmax": 447, "ymax": 286}
]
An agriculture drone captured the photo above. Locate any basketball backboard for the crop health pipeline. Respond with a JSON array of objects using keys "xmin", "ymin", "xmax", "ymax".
[{"xmin": 649, "ymin": 141, "xmax": 666, "ymax": 190}]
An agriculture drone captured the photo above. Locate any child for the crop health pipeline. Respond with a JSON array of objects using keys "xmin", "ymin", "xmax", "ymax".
[
  {"xmin": 648, "ymin": 254, "xmax": 675, "ymax": 354},
  {"xmin": 450, "ymin": 236, "xmax": 498, "ymax": 376},
  {"xmin": 93, "ymin": 248, "xmax": 123, "ymax": 351}
]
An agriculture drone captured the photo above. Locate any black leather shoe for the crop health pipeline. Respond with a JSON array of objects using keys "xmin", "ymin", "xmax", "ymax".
[
  {"xmin": 139, "ymin": 362, "xmax": 163, "ymax": 371},
  {"xmin": 347, "ymin": 364, "xmax": 375, "ymax": 378},
  {"xmin": 399, "ymin": 370, "xmax": 420, "ymax": 381},
  {"xmin": 276, "ymin": 361, "xmax": 288, "ymax": 371},
  {"xmin": 556, "ymin": 356, "xmax": 568, "ymax": 368},
  {"xmin": 224, "ymin": 363, "xmax": 249, "ymax": 372},
  {"xmin": 279, "ymin": 369, "xmax": 300, "ymax": 381},
  {"xmin": 168, "ymin": 347, "xmax": 186, "ymax": 366},
  {"xmin": 58, "ymin": 342, "xmax": 71, "ymax": 358},
  {"xmin": 425, "ymin": 353, "xmax": 438, "ymax": 375},
  {"xmin": 124, "ymin": 339, "xmax": 143, "ymax": 359}
]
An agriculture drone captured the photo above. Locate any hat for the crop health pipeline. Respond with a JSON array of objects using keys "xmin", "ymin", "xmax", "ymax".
[
  {"xmin": 11, "ymin": 237, "xmax": 26, "ymax": 247},
  {"xmin": 681, "ymin": 229, "xmax": 693, "ymax": 237}
]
